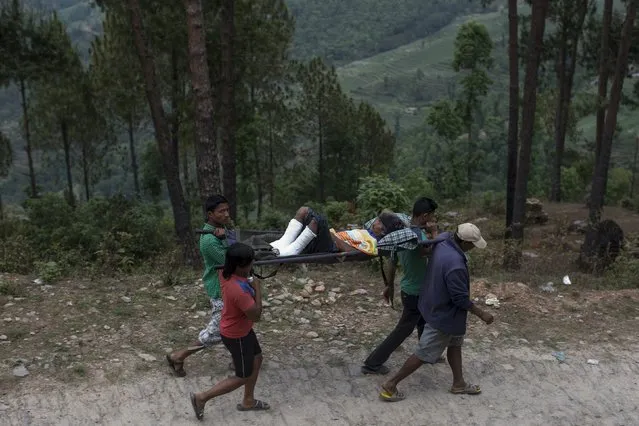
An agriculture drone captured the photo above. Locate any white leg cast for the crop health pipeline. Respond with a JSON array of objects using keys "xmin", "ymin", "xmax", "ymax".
[
  {"xmin": 270, "ymin": 219, "xmax": 304, "ymax": 250},
  {"xmin": 278, "ymin": 227, "xmax": 317, "ymax": 257}
]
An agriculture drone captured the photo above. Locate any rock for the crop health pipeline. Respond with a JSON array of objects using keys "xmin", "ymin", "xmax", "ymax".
[
  {"xmin": 0, "ymin": 402, "xmax": 8, "ymax": 411},
  {"xmin": 298, "ymin": 317, "xmax": 310, "ymax": 324},
  {"xmin": 138, "ymin": 353, "xmax": 157, "ymax": 362},
  {"xmin": 587, "ymin": 359, "xmax": 600, "ymax": 365},
  {"xmin": 311, "ymin": 299, "xmax": 322, "ymax": 306},
  {"xmin": 0, "ymin": 335, "xmax": 7, "ymax": 340},
  {"xmin": 103, "ymin": 325, "xmax": 111, "ymax": 330},
  {"xmin": 522, "ymin": 251, "xmax": 539, "ymax": 258},
  {"xmin": 272, "ymin": 299, "xmax": 283, "ymax": 305},
  {"xmin": 525, "ymin": 198, "xmax": 549, "ymax": 225},
  {"xmin": 349, "ymin": 289, "xmax": 368, "ymax": 296},
  {"xmin": 12, "ymin": 365, "xmax": 29, "ymax": 377},
  {"xmin": 165, "ymin": 296, "xmax": 177, "ymax": 301},
  {"xmin": 33, "ymin": 278, "xmax": 43, "ymax": 285},
  {"xmin": 474, "ymin": 217, "xmax": 489, "ymax": 223},
  {"xmin": 502, "ymin": 364, "xmax": 515, "ymax": 371},
  {"xmin": 314, "ymin": 285, "xmax": 326, "ymax": 293},
  {"xmin": 445, "ymin": 211, "xmax": 460, "ymax": 218},
  {"xmin": 327, "ymin": 297, "xmax": 337, "ymax": 305},
  {"xmin": 196, "ymin": 311, "xmax": 207, "ymax": 317},
  {"xmin": 568, "ymin": 220, "xmax": 588, "ymax": 234},
  {"xmin": 331, "ymin": 287, "xmax": 342, "ymax": 293},
  {"xmin": 121, "ymin": 296, "xmax": 131, "ymax": 303},
  {"xmin": 261, "ymin": 300, "xmax": 271, "ymax": 307},
  {"xmin": 306, "ymin": 331, "xmax": 319, "ymax": 338},
  {"xmin": 303, "ymin": 284, "xmax": 314, "ymax": 294}
]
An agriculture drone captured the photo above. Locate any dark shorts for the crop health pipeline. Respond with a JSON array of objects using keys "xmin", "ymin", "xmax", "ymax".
[
  {"xmin": 301, "ymin": 208, "xmax": 337, "ymax": 254},
  {"xmin": 221, "ymin": 329, "xmax": 262, "ymax": 378}
]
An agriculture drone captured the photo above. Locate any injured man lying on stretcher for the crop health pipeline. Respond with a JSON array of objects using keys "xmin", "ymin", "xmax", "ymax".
[{"xmin": 269, "ymin": 206, "xmax": 406, "ymax": 257}]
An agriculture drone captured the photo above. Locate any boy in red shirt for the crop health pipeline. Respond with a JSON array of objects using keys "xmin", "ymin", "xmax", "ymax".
[{"xmin": 189, "ymin": 243, "xmax": 270, "ymax": 420}]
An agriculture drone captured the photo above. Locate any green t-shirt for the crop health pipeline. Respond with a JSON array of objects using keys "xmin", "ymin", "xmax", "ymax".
[
  {"xmin": 398, "ymin": 229, "xmax": 428, "ymax": 296},
  {"xmin": 200, "ymin": 223, "xmax": 228, "ymax": 300}
]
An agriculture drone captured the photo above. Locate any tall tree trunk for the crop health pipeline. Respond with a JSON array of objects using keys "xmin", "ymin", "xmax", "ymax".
[
  {"xmin": 581, "ymin": 0, "xmax": 638, "ymax": 271},
  {"xmin": 182, "ymin": 145, "xmax": 191, "ymax": 199},
  {"xmin": 126, "ymin": 0, "xmax": 198, "ymax": 266},
  {"xmin": 268, "ymin": 123, "xmax": 275, "ymax": 208},
  {"xmin": 318, "ymin": 112, "xmax": 325, "ymax": 203},
  {"xmin": 184, "ymin": 0, "xmax": 221, "ymax": 214},
  {"xmin": 254, "ymin": 146, "xmax": 263, "ymax": 220},
  {"xmin": 61, "ymin": 120, "xmax": 75, "ymax": 208},
  {"xmin": 595, "ymin": 0, "xmax": 614, "ymax": 162},
  {"xmin": 19, "ymin": 79, "xmax": 37, "ymax": 198},
  {"xmin": 81, "ymin": 140, "xmax": 90, "ymax": 201},
  {"xmin": 127, "ymin": 114, "xmax": 140, "ymax": 198},
  {"xmin": 170, "ymin": 48, "xmax": 181, "ymax": 179},
  {"xmin": 504, "ymin": 0, "xmax": 549, "ymax": 270},
  {"xmin": 587, "ymin": 0, "xmax": 637, "ymax": 224},
  {"xmin": 628, "ymin": 136, "xmax": 639, "ymax": 200},
  {"xmin": 505, "ymin": 0, "xmax": 519, "ymax": 233},
  {"xmin": 220, "ymin": 0, "xmax": 237, "ymax": 218},
  {"xmin": 631, "ymin": 136, "xmax": 639, "ymax": 198},
  {"xmin": 550, "ymin": 1, "xmax": 588, "ymax": 202}
]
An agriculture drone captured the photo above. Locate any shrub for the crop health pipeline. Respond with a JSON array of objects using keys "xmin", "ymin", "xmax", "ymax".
[
  {"xmin": 606, "ymin": 168, "xmax": 632, "ymax": 205},
  {"xmin": 356, "ymin": 175, "xmax": 410, "ymax": 219}
]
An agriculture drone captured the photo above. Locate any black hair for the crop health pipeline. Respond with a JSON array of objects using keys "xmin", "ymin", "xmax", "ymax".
[
  {"xmin": 205, "ymin": 194, "xmax": 229, "ymax": 213},
  {"xmin": 378, "ymin": 212, "xmax": 405, "ymax": 235},
  {"xmin": 412, "ymin": 197, "xmax": 438, "ymax": 216},
  {"xmin": 222, "ymin": 243, "xmax": 255, "ymax": 279}
]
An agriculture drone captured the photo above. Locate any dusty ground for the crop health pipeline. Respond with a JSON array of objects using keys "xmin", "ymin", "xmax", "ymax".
[{"xmin": 1, "ymin": 202, "xmax": 639, "ymax": 425}]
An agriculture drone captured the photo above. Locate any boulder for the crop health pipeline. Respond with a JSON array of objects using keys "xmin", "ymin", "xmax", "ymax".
[{"xmin": 525, "ymin": 198, "xmax": 548, "ymax": 225}]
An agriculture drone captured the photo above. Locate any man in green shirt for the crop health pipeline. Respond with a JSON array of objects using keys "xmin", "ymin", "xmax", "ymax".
[
  {"xmin": 361, "ymin": 197, "xmax": 440, "ymax": 375},
  {"xmin": 166, "ymin": 195, "xmax": 232, "ymax": 377}
]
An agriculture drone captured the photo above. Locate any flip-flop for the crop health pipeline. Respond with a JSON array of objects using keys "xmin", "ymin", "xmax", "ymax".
[
  {"xmin": 166, "ymin": 354, "xmax": 186, "ymax": 377},
  {"xmin": 379, "ymin": 387, "xmax": 406, "ymax": 402},
  {"xmin": 449, "ymin": 383, "xmax": 481, "ymax": 395},
  {"xmin": 236, "ymin": 400, "xmax": 271, "ymax": 411},
  {"xmin": 190, "ymin": 392, "xmax": 204, "ymax": 420}
]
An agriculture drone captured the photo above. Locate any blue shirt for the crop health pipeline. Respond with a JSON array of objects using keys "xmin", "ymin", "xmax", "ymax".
[{"xmin": 418, "ymin": 234, "xmax": 473, "ymax": 336}]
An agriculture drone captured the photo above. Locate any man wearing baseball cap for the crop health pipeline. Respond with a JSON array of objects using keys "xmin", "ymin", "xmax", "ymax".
[{"xmin": 379, "ymin": 223, "xmax": 494, "ymax": 402}]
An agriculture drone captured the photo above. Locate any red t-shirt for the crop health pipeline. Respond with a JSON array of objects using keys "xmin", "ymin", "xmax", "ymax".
[{"xmin": 220, "ymin": 273, "xmax": 256, "ymax": 338}]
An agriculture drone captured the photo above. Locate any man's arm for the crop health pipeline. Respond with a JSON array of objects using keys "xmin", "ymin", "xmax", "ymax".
[
  {"xmin": 446, "ymin": 269, "xmax": 493, "ymax": 324},
  {"xmin": 204, "ymin": 236, "xmax": 227, "ymax": 266},
  {"xmin": 382, "ymin": 258, "xmax": 397, "ymax": 303}
]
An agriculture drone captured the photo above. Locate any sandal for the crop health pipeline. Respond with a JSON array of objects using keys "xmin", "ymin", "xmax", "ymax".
[
  {"xmin": 449, "ymin": 383, "xmax": 481, "ymax": 395},
  {"xmin": 237, "ymin": 400, "xmax": 271, "ymax": 411},
  {"xmin": 190, "ymin": 392, "xmax": 204, "ymax": 420},
  {"xmin": 166, "ymin": 354, "xmax": 186, "ymax": 377},
  {"xmin": 379, "ymin": 386, "xmax": 406, "ymax": 402}
]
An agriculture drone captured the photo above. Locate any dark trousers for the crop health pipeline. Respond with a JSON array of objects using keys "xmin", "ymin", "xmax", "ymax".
[{"xmin": 364, "ymin": 291, "xmax": 425, "ymax": 369}]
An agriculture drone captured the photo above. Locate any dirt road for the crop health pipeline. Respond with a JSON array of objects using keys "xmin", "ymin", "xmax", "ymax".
[{"xmin": 2, "ymin": 343, "xmax": 638, "ymax": 426}]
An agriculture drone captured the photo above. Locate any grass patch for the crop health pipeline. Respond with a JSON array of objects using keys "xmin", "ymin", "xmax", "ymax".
[
  {"xmin": 73, "ymin": 363, "xmax": 87, "ymax": 377},
  {"xmin": 0, "ymin": 279, "xmax": 26, "ymax": 297},
  {"xmin": 6, "ymin": 327, "xmax": 28, "ymax": 340}
]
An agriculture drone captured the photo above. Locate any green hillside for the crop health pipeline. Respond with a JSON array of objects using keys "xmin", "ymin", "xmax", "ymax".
[{"xmin": 336, "ymin": 7, "xmax": 513, "ymax": 130}]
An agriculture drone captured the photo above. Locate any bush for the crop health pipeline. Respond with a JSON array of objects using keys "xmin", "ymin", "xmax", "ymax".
[
  {"xmin": 1, "ymin": 194, "xmax": 173, "ymax": 275},
  {"xmin": 356, "ymin": 175, "xmax": 410, "ymax": 219},
  {"xmin": 561, "ymin": 166, "xmax": 587, "ymax": 202},
  {"xmin": 606, "ymin": 168, "xmax": 632, "ymax": 205},
  {"xmin": 35, "ymin": 261, "xmax": 64, "ymax": 284},
  {"xmin": 479, "ymin": 191, "xmax": 506, "ymax": 216},
  {"xmin": 398, "ymin": 170, "xmax": 437, "ymax": 204},
  {"xmin": 323, "ymin": 201, "xmax": 357, "ymax": 228}
]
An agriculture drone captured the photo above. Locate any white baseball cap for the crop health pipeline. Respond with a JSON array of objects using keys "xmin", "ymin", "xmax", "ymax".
[{"xmin": 456, "ymin": 223, "xmax": 487, "ymax": 249}]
